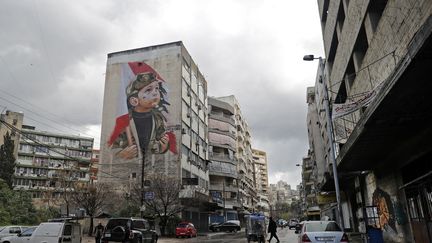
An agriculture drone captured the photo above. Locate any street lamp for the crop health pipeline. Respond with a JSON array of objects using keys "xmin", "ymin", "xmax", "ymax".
[{"xmin": 303, "ymin": 54, "xmax": 344, "ymax": 229}]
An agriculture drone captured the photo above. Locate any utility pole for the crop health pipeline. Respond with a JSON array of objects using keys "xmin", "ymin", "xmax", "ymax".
[
  {"xmin": 141, "ymin": 149, "xmax": 145, "ymax": 218},
  {"xmin": 223, "ymin": 180, "xmax": 226, "ymax": 221},
  {"xmin": 303, "ymin": 55, "xmax": 344, "ymax": 229}
]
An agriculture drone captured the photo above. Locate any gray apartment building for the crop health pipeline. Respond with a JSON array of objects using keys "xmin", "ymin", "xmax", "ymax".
[
  {"xmin": 306, "ymin": 0, "xmax": 432, "ymax": 242},
  {"xmin": 0, "ymin": 110, "xmax": 94, "ymax": 208},
  {"xmin": 217, "ymin": 95, "xmax": 257, "ymax": 213},
  {"xmin": 208, "ymin": 97, "xmax": 240, "ymax": 223},
  {"xmin": 99, "ymin": 41, "xmax": 210, "ymax": 229},
  {"xmin": 252, "ymin": 148, "xmax": 270, "ymax": 215}
]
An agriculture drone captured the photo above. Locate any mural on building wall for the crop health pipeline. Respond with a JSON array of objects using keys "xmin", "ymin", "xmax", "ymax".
[
  {"xmin": 108, "ymin": 62, "xmax": 177, "ymax": 159},
  {"xmin": 372, "ymin": 188, "xmax": 397, "ymax": 233}
]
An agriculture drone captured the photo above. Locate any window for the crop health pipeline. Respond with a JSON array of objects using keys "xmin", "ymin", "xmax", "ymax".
[{"xmin": 63, "ymin": 225, "xmax": 72, "ymax": 236}]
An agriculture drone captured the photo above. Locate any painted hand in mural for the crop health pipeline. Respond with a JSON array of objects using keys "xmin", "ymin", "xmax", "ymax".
[
  {"xmin": 117, "ymin": 144, "xmax": 138, "ymax": 159},
  {"xmin": 158, "ymin": 133, "xmax": 169, "ymax": 153}
]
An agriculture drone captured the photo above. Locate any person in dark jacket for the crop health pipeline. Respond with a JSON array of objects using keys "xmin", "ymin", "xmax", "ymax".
[
  {"xmin": 267, "ymin": 217, "xmax": 280, "ymax": 243},
  {"xmin": 94, "ymin": 222, "xmax": 104, "ymax": 243}
]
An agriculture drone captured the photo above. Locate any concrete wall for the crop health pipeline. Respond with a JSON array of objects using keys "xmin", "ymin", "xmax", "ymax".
[{"xmin": 364, "ymin": 172, "xmax": 413, "ymax": 243}]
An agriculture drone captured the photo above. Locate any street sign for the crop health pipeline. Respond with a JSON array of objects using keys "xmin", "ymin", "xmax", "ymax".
[{"xmin": 144, "ymin": 191, "xmax": 155, "ymax": 200}]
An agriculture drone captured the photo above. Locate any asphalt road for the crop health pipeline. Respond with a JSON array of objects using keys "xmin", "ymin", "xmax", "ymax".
[
  {"xmin": 158, "ymin": 227, "xmax": 298, "ymax": 243},
  {"xmin": 83, "ymin": 227, "xmax": 298, "ymax": 243}
]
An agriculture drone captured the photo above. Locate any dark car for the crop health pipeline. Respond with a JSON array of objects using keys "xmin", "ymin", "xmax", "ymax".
[
  {"xmin": 209, "ymin": 222, "xmax": 240, "ymax": 233},
  {"xmin": 288, "ymin": 219, "xmax": 299, "ymax": 229},
  {"xmin": 101, "ymin": 218, "xmax": 158, "ymax": 243}
]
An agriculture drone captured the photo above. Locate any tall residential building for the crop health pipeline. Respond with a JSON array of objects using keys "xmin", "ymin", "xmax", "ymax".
[
  {"xmin": 217, "ymin": 95, "xmax": 257, "ymax": 212},
  {"xmin": 99, "ymin": 41, "xmax": 210, "ymax": 229},
  {"xmin": 90, "ymin": 149, "xmax": 100, "ymax": 182},
  {"xmin": 252, "ymin": 149, "xmax": 270, "ymax": 215},
  {"xmin": 311, "ymin": 0, "xmax": 432, "ymax": 242},
  {"xmin": 0, "ymin": 110, "xmax": 93, "ymax": 207},
  {"xmin": 207, "ymin": 97, "xmax": 239, "ymax": 223}
]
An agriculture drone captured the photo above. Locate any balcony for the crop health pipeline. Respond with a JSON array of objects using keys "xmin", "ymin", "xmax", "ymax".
[
  {"xmin": 209, "ymin": 112, "xmax": 235, "ymax": 125},
  {"xmin": 209, "ymin": 152, "xmax": 237, "ymax": 163},
  {"xmin": 209, "ymin": 183, "xmax": 238, "ymax": 192},
  {"xmin": 179, "ymin": 186, "xmax": 209, "ymax": 200}
]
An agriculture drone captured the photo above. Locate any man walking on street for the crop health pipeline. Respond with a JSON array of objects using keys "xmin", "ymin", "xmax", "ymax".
[
  {"xmin": 268, "ymin": 217, "xmax": 280, "ymax": 243},
  {"xmin": 94, "ymin": 222, "xmax": 104, "ymax": 243}
]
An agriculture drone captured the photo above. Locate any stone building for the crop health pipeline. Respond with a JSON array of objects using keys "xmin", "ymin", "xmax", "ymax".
[{"xmin": 311, "ymin": 0, "xmax": 432, "ymax": 242}]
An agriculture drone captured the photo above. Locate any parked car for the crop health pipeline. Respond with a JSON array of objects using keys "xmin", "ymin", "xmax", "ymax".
[
  {"xmin": 0, "ymin": 227, "xmax": 29, "ymax": 240},
  {"xmin": 288, "ymin": 219, "xmax": 299, "ymax": 229},
  {"xmin": 295, "ymin": 221, "xmax": 349, "ymax": 243},
  {"xmin": 0, "ymin": 226, "xmax": 37, "ymax": 243},
  {"xmin": 101, "ymin": 217, "xmax": 158, "ymax": 243},
  {"xmin": 30, "ymin": 221, "xmax": 81, "ymax": 243},
  {"xmin": 175, "ymin": 222, "xmax": 197, "ymax": 238},
  {"xmin": 209, "ymin": 222, "xmax": 241, "ymax": 233}
]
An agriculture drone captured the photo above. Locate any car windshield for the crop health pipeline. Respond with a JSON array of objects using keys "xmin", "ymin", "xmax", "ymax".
[
  {"xmin": 177, "ymin": 224, "xmax": 188, "ymax": 228},
  {"xmin": 21, "ymin": 227, "xmax": 37, "ymax": 236},
  {"xmin": 305, "ymin": 222, "xmax": 342, "ymax": 232},
  {"xmin": 106, "ymin": 219, "xmax": 129, "ymax": 229}
]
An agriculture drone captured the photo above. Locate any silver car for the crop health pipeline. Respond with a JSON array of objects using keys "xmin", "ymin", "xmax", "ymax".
[
  {"xmin": 0, "ymin": 227, "xmax": 29, "ymax": 240},
  {"xmin": 0, "ymin": 226, "xmax": 37, "ymax": 243},
  {"xmin": 295, "ymin": 221, "xmax": 349, "ymax": 243}
]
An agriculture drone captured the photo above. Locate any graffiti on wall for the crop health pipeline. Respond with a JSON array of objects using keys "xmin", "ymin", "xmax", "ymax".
[
  {"xmin": 108, "ymin": 62, "xmax": 177, "ymax": 159},
  {"xmin": 372, "ymin": 188, "xmax": 397, "ymax": 232}
]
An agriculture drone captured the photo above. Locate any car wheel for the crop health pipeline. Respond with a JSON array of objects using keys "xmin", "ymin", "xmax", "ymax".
[{"xmin": 137, "ymin": 237, "xmax": 142, "ymax": 243}]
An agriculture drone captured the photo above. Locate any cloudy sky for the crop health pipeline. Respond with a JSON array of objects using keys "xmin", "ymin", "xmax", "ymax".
[{"xmin": 0, "ymin": 0, "xmax": 323, "ymax": 187}]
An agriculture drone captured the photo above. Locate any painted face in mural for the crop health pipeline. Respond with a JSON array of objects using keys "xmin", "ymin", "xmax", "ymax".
[{"xmin": 131, "ymin": 81, "xmax": 161, "ymax": 112}]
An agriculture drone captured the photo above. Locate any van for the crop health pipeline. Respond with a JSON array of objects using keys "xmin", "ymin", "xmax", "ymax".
[{"xmin": 30, "ymin": 222, "xmax": 81, "ymax": 243}]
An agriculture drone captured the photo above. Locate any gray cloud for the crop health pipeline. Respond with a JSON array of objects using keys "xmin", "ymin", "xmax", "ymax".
[{"xmin": 0, "ymin": 0, "xmax": 323, "ymax": 186}]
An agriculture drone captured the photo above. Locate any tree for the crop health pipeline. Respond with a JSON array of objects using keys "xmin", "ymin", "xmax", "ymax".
[
  {"xmin": 72, "ymin": 182, "xmax": 110, "ymax": 236},
  {"xmin": 0, "ymin": 180, "xmax": 38, "ymax": 225},
  {"xmin": 130, "ymin": 173, "xmax": 183, "ymax": 236},
  {"xmin": 0, "ymin": 132, "xmax": 16, "ymax": 188}
]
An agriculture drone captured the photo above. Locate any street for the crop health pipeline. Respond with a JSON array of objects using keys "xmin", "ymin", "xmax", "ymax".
[
  {"xmin": 158, "ymin": 227, "xmax": 297, "ymax": 243},
  {"xmin": 83, "ymin": 227, "xmax": 298, "ymax": 243}
]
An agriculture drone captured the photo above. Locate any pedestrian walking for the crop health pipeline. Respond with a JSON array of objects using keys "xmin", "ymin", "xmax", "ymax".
[
  {"xmin": 94, "ymin": 222, "xmax": 104, "ymax": 243},
  {"xmin": 267, "ymin": 217, "xmax": 280, "ymax": 243}
]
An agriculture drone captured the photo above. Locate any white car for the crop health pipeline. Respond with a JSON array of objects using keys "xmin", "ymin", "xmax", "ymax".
[
  {"xmin": 30, "ymin": 222, "xmax": 81, "ymax": 243},
  {"xmin": 0, "ymin": 227, "xmax": 29, "ymax": 240},
  {"xmin": 0, "ymin": 226, "xmax": 37, "ymax": 243},
  {"xmin": 295, "ymin": 221, "xmax": 349, "ymax": 243}
]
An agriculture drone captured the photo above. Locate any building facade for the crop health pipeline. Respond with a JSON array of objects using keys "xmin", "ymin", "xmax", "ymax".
[
  {"xmin": 217, "ymin": 95, "xmax": 257, "ymax": 213},
  {"xmin": 0, "ymin": 110, "xmax": 93, "ymax": 208},
  {"xmin": 99, "ymin": 41, "xmax": 210, "ymax": 230},
  {"xmin": 311, "ymin": 0, "xmax": 432, "ymax": 242},
  {"xmin": 252, "ymin": 149, "xmax": 270, "ymax": 215},
  {"xmin": 207, "ymin": 97, "xmax": 240, "ymax": 223}
]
